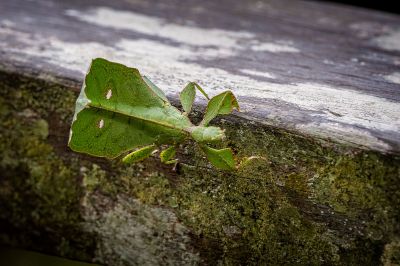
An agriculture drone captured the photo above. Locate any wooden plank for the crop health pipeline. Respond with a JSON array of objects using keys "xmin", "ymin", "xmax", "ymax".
[{"xmin": 0, "ymin": 0, "xmax": 399, "ymax": 154}]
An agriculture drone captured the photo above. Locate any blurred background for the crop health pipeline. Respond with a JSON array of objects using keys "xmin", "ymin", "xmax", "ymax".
[{"xmin": 325, "ymin": 0, "xmax": 400, "ymax": 14}]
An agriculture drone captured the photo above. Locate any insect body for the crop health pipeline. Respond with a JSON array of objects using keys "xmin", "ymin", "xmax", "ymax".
[{"xmin": 68, "ymin": 58, "xmax": 240, "ymax": 170}]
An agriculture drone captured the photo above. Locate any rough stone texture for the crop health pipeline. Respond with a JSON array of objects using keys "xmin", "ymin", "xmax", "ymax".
[{"xmin": 0, "ymin": 0, "xmax": 400, "ymax": 265}]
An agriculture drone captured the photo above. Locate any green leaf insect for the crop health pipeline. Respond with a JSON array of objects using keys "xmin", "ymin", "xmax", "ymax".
[
  {"xmin": 160, "ymin": 146, "xmax": 177, "ymax": 164},
  {"xmin": 122, "ymin": 144, "xmax": 157, "ymax": 164},
  {"xmin": 68, "ymin": 58, "xmax": 240, "ymax": 170}
]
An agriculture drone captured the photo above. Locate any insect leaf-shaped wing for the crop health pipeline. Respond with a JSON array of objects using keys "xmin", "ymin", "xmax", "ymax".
[
  {"xmin": 201, "ymin": 145, "xmax": 235, "ymax": 170},
  {"xmin": 180, "ymin": 82, "xmax": 210, "ymax": 114},
  {"xmin": 142, "ymin": 76, "xmax": 169, "ymax": 102},
  {"xmin": 122, "ymin": 144, "xmax": 157, "ymax": 164},
  {"xmin": 160, "ymin": 146, "xmax": 177, "ymax": 164},
  {"xmin": 200, "ymin": 91, "xmax": 239, "ymax": 126},
  {"xmin": 68, "ymin": 58, "xmax": 192, "ymax": 158}
]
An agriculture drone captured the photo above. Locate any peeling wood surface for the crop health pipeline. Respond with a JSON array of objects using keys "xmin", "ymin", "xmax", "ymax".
[{"xmin": 0, "ymin": 0, "xmax": 399, "ymax": 153}]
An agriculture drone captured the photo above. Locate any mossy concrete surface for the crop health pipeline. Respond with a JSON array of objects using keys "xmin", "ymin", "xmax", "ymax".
[{"xmin": 0, "ymin": 70, "xmax": 399, "ymax": 265}]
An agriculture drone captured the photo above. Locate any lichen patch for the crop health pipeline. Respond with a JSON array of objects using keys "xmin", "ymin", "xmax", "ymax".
[
  {"xmin": 250, "ymin": 42, "xmax": 299, "ymax": 53},
  {"xmin": 373, "ymin": 29, "xmax": 400, "ymax": 52},
  {"xmin": 384, "ymin": 72, "xmax": 400, "ymax": 85},
  {"xmin": 240, "ymin": 69, "xmax": 276, "ymax": 79}
]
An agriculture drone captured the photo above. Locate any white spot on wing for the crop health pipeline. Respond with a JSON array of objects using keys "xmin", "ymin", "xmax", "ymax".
[
  {"xmin": 106, "ymin": 89, "xmax": 112, "ymax": 99},
  {"xmin": 99, "ymin": 119, "xmax": 104, "ymax": 129}
]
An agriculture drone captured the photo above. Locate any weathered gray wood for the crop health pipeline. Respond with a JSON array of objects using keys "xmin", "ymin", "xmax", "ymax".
[{"xmin": 0, "ymin": 0, "xmax": 399, "ymax": 154}]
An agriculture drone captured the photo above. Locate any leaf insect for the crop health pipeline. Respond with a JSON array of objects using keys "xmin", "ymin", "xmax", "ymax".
[{"xmin": 68, "ymin": 58, "xmax": 244, "ymax": 170}]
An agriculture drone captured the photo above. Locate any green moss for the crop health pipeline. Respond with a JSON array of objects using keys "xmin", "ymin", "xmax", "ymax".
[
  {"xmin": 382, "ymin": 239, "xmax": 400, "ymax": 265},
  {"xmin": 82, "ymin": 164, "xmax": 106, "ymax": 192},
  {"xmin": 121, "ymin": 117, "xmax": 399, "ymax": 264},
  {"xmin": 174, "ymin": 148, "xmax": 341, "ymax": 265},
  {"xmin": 315, "ymin": 153, "xmax": 400, "ymax": 241},
  {"xmin": 120, "ymin": 170, "xmax": 173, "ymax": 205},
  {"xmin": 185, "ymin": 120, "xmax": 398, "ymax": 264},
  {"xmin": 0, "ymin": 71, "xmax": 199, "ymax": 265},
  {"xmin": 0, "ymin": 71, "xmax": 399, "ymax": 265},
  {"xmin": 0, "ymin": 73, "xmax": 95, "ymax": 260}
]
